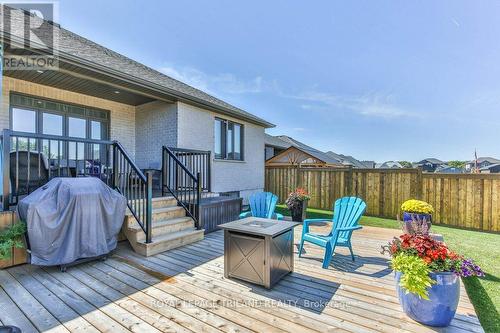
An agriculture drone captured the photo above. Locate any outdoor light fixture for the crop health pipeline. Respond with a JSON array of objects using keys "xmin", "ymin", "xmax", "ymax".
[{"xmin": 114, "ymin": 90, "xmax": 120, "ymax": 94}]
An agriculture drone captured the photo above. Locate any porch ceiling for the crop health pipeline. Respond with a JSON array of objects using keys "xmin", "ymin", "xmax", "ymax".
[{"xmin": 3, "ymin": 50, "xmax": 172, "ymax": 106}]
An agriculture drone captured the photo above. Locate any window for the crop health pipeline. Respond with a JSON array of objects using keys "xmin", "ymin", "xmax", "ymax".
[
  {"xmin": 214, "ymin": 118, "xmax": 243, "ymax": 161},
  {"xmin": 42, "ymin": 113, "xmax": 63, "ymax": 136},
  {"xmin": 12, "ymin": 108, "xmax": 36, "ymax": 133},
  {"xmin": 9, "ymin": 94, "xmax": 109, "ymax": 162}
]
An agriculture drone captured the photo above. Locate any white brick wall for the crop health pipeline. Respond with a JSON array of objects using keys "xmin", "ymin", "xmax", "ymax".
[
  {"xmin": 0, "ymin": 77, "xmax": 267, "ymax": 202},
  {"xmin": 135, "ymin": 100, "xmax": 177, "ymax": 169},
  {"xmin": 177, "ymin": 102, "xmax": 265, "ymax": 202},
  {"xmin": 1, "ymin": 77, "xmax": 136, "ymax": 156}
]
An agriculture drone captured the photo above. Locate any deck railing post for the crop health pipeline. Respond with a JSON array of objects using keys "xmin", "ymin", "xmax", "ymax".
[
  {"xmin": 196, "ymin": 171, "xmax": 201, "ymax": 229},
  {"xmin": 146, "ymin": 171, "xmax": 153, "ymax": 243},
  {"xmin": 2, "ymin": 129, "xmax": 10, "ymax": 211},
  {"xmin": 112, "ymin": 143, "xmax": 118, "ymax": 189},
  {"xmin": 207, "ymin": 151, "xmax": 211, "ymax": 192}
]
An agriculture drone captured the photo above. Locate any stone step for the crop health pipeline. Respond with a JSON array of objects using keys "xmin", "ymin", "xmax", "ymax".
[
  {"xmin": 130, "ymin": 228, "xmax": 205, "ymax": 257},
  {"xmin": 125, "ymin": 217, "xmax": 195, "ymax": 243},
  {"xmin": 125, "ymin": 206, "xmax": 186, "ymax": 227},
  {"xmin": 128, "ymin": 196, "xmax": 178, "ymax": 209}
]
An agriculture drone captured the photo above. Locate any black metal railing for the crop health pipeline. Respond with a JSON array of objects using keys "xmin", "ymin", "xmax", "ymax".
[
  {"xmin": 162, "ymin": 146, "xmax": 201, "ymax": 228},
  {"xmin": 113, "ymin": 141, "xmax": 152, "ymax": 243},
  {"xmin": 168, "ymin": 147, "xmax": 211, "ymax": 191},
  {"xmin": 1, "ymin": 129, "xmax": 153, "ymax": 243}
]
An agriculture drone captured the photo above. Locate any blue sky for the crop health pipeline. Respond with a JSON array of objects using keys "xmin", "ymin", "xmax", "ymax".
[{"xmin": 59, "ymin": 0, "xmax": 500, "ymax": 162}]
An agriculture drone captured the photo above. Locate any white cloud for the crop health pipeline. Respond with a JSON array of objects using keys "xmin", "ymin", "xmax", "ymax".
[
  {"xmin": 291, "ymin": 91, "xmax": 421, "ymax": 119},
  {"xmin": 160, "ymin": 65, "xmax": 265, "ymax": 95}
]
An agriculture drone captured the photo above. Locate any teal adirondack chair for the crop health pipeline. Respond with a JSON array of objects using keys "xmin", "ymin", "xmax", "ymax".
[
  {"xmin": 299, "ymin": 197, "xmax": 366, "ymax": 269},
  {"xmin": 239, "ymin": 192, "xmax": 284, "ymax": 220}
]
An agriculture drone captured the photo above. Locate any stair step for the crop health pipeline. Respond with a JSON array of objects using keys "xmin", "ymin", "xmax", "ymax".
[
  {"xmin": 125, "ymin": 206, "xmax": 186, "ymax": 226},
  {"xmin": 126, "ymin": 217, "xmax": 195, "ymax": 242},
  {"xmin": 131, "ymin": 228, "xmax": 205, "ymax": 256},
  {"xmin": 128, "ymin": 196, "xmax": 178, "ymax": 209}
]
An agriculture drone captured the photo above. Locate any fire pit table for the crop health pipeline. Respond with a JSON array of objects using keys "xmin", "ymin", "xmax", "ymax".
[{"xmin": 219, "ymin": 217, "xmax": 299, "ymax": 289}]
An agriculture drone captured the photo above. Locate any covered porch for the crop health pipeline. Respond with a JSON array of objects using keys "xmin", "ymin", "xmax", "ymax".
[{"xmin": 0, "ymin": 225, "xmax": 483, "ymax": 332}]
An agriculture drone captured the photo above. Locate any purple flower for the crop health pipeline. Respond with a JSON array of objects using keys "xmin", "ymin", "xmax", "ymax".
[{"xmin": 453, "ymin": 258, "xmax": 484, "ymax": 278}]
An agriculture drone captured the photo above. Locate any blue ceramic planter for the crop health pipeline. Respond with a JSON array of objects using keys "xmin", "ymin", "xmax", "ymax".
[
  {"xmin": 402, "ymin": 212, "xmax": 431, "ymax": 223},
  {"xmin": 395, "ymin": 271, "xmax": 460, "ymax": 327}
]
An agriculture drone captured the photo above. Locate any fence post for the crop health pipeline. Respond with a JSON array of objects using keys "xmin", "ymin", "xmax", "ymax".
[
  {"xmin": 295, "ymin": 165, "xmax": 302, "ymax": 189},
  {"xmin": 2, "ymin": 129, "xmax": 10, "ymax": 211},
  {"xmin": 346, "ymin": 166, "xmax": 354, "ymax": 196},
  {"xmin": 416, "ymin": 167, "xmax": 423, "ymax": 200}
]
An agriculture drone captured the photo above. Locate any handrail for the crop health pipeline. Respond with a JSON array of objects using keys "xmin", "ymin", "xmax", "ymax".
[
  {"xmin": 1, "ymin": 129, "xmax": 153, "ymax": 244},
  {"xmin": 162, "ymin": 146, "xmax": 201, "ymax": 228},
  {"xmin": 167, "ymin": 147, "xmax": 211, "ymax": 192},
  {"xmin": 113, "ymin": 141, "xmax": 152, "ymax": 243}
]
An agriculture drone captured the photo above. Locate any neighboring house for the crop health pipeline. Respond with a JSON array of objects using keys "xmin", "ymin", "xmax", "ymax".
[
  {"xmin": 264, "ymin": 133, "xmax": 290, "ymax": 160},
  {"xmin": 325, "ymin": 151, "xmax": 372, "ymax": 168},
  {"xmin": 413, "ymin": 158, "xmax": 445, "ymax": 172},
  {"xmin": 264, "ymin": 134, "xmax": 369, "ymax": 168},
  {"xmin": 435, "ymin": 165, "xmax": 464, "ymax": 174},
  {"xmin": 465, "ymin": 157, "xmax": 500, "ymax": 172},
  {"xmin": 264, "ymin": 135, "xmax": 342, "ymax": 167},
  {"xmin": 361, "ymin": 160, "xmax": 376, "ymax": 168},
  {"xmin": 479, "ymin": 163, "xmax": 500, "ymax": 174},
  {"xmin": 266, "ymin": 146, "xmax": 342, "ymax": 167},
  {"xmin": 376, "ymin": 161, "xmax": 404, "ymax": 169}
]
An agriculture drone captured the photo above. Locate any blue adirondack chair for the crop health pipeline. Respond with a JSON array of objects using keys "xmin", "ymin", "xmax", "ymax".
[
  {"xmin": 299, "ymin": 197, "xmax": 366, "ymax": 269},
  {"xmin": 239, "ymin": 192, "xmax": 284, "ymax": 220}
]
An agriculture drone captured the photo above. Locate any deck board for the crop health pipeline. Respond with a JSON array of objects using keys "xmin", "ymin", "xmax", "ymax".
[{"xmin": 0, "ymin": 226, "xmax": 484, "ymax": 332}]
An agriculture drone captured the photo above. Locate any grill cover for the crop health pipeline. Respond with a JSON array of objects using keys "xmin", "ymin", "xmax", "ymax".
[{"xmin": 17, "ymin": 177, "xmax": 126, "ymax": 266}]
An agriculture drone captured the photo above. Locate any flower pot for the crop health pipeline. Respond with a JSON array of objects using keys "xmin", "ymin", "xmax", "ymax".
[
  {"xmin": 395, "ymin": 271, "xmax": 460, "ymax": 327},
  {"xmin": 291, "ymin": 200, "xmax": 308, "ymax": 222},
  {"xmin": 402, "ymin": 212, "xmax": 432, "ymax": 234}
]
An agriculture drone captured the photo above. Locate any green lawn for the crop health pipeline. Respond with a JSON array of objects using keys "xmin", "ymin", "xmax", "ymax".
[{"xmin": 276, "ymin": 204, "xmax": 500, "ymax": 332}]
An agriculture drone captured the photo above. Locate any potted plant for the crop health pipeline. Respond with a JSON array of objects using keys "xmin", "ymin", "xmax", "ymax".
[
  {"xmin": 382, "ymin": 234, "xmax": 483, "ymax": 327},
  {"xmin": 0, "ymin": 221, "xmax": 27, "ymax": 265},
  {"xmin": 285, "ymin": 188, "xmax": 310, "ymax": 222},
  {"xmin": 400, "ymin": 199, "xmax": 433, "ymax": 234}
]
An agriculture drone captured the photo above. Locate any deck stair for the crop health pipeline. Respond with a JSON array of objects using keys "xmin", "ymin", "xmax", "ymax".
[{"xmin": 123, "ymin": 196, "xmax": 204, "ymax": 256}]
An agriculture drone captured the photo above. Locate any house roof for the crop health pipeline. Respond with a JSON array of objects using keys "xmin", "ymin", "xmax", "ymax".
[
  {"xmin": 264, "ymin": 134, "xmax": 291, "ymax": 149},
  {"xmin": 376, "ymin": 161, "xmax": 403, "ymax": 169},
  {"xmin": 268, "ymin": 135, "xmax": 341, "ymax": 165},
  {"xmin": 265, "ymin": 134, "xmax": 368, "ymax": 167},
  {"xmin": 417, "ymin": 158, "xmax": 444, "ymax": 165},
  {"xmin": 472, "ymin": 157, "xmax": 500, "ymax": 164},
  {"xmin": 2, "ymin": 6, "xmax": 274, "ymax": 128},
  {"xmin": 479, "ymin": 163, "xmax": 500, "ymax": 171},
  {"xmin": 325, "ymin": 151, "xmax": 370, "ymax": 168}
]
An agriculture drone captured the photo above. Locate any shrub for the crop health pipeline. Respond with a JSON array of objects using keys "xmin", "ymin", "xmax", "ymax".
[
  {"xmin": 401, "ymin": 199, "xmax": 434, "ymax": 215},
  {"xmin": 392, "ymin": 253, "xmax": 434, "ymax": 299},
  {"xmin": 0, "ymin": 222, "xmax": 26, "ymax": 260}
]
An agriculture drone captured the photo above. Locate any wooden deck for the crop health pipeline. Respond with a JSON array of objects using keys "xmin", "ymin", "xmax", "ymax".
[{"xmin": 0, "ymin": 225, "xmax": 483, "ymax": 333}]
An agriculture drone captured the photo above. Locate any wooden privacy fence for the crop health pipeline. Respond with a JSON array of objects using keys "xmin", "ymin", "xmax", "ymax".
[{"xmin": 265, "ymin": 166, "xmax": 500, "ymax": 232}]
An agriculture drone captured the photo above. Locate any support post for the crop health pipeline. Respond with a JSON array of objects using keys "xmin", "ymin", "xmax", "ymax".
[
  {"xmin": 196, "ymin": 171, "xmax": 201, "ymax": 229},
  {"xmin": 112, "ymin": 143, "xmax": 119, "ymax": 189},
  {"xmin": 146, "ymin": 171, "xmax": 153, "ymax": 243},
  {"xmin": 2, "ymin": 129, "xmax": 10, "ymax": 211}
]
